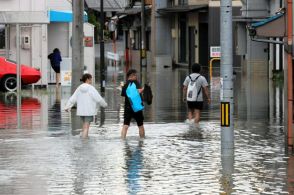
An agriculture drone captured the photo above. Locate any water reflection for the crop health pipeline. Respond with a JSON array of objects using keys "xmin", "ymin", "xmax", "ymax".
[
  {"xmin": 70, "ymin": 110, "xmax": 83, "ymax": 136},
  {"xmin": 124, "ymin": 140, "xmax": 144, "ymax": 194},
  {"xmin": 220, "ymin": 154, "xmax": 234, "ymax": 195},
  {"xmin": 0, "ymin": 61, "xmax": 293, "ymax": 194},
  {"xmin": 71, "ymin": 140, "xmax": 92, "ymax": 195},
  {"xmin": 0, "ymin": 92, "xmax": 41, "ymax": 129},
  {"xmin": 48, "ymin": 89, "xmax": 61, "ymax": 131},
  {"xmin": 288, "ymin": 155, "xmax": 294, "ymax": 194}
]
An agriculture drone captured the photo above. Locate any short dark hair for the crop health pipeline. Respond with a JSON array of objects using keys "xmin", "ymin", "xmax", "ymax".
[
  {"xmin": 127, "ymin": 69, "xmax": 137, "ymax": 78},
  {"xmin": 53, "ymin": 48, "xmax": 60, "ymax": 53},
  {"xmin": 192, "ymin": 63, "xmax": 201, "ymax": 73},
  {"xmin": 80, "ymin": 73, "xmax": 92, "ymax": 82}
]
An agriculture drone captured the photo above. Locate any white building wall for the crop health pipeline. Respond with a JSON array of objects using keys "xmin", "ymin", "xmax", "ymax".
[
  {"xmin": 47, "ymin": 22, "xmax": 95, "ymax": 84},
  {"xmin": 0, "ymin": 0, "xmax": 46, "ymax": 11},
  {"xmin": 1, "ymin": 0, "xmax": 95, "ymax": 86},
  {"xmin": 32, "ymin": 24, "xmax": 48, "ymax": 85},
  {"xmin": 48, "ymin": 0, "xmax": 72, "ymax": 10},
  {"xmin": 48, "ymin": 23, "xmax": 70, "ymax": 57},
  {"xmin": 0, "ymin": 0, "xmax": 48, "ymax": 86},
  {"xmin": 9, "ymin": 26, "xmax": 31, "ymax": 66}
]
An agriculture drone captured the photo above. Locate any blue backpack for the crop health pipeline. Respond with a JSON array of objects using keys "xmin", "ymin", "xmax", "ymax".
[{"xmin": 126, "ymin": 82, "xmax": 144, "ymax": 112}]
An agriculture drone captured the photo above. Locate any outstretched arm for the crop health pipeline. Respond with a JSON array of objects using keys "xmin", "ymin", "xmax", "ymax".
[
  {"xmin": 65, "ymin": 89, "xmax": 78, "ymax": 111},
  {"xmin": 90, "ymin": 88, "xmax": 108, "ymax": 108}
]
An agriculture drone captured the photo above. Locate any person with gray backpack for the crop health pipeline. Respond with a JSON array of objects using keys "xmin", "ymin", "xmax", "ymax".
[{"xmin": 183, "ymin": 63, "xmax": 211, "ymax": 125}]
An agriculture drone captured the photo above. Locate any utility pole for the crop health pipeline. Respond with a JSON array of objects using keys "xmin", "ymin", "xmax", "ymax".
[
  {"xmin": 16, "ymin": 24, "xmax": 21, "ymax": 129},
  {"xmin": 72, "ymin": 0, "xmax": 84, "ymax": 94},
  {"xmin": 100, "ymin": 0, "xmax": 105, "ymax": 94},
  {"xmin": 220, "ymin": 0, "xmax": 234, "ymax": 155},
  {"xmin": 141, "ymin": 0, "xmax": 147, "ymax": 83},
  {"xmin": 286, "ymin": 0, "xmax": 293, "ymax": 148}
]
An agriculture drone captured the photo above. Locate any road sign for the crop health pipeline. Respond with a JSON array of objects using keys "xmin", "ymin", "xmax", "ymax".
[{"xmin": 210, "ymin": 46, "xmax": 221, "ymax": 58}]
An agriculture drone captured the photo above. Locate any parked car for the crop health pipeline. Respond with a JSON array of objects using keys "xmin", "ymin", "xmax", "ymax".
[{"xmin": 0, "ymin": 57, "xmax": 41, "ymax": 91}]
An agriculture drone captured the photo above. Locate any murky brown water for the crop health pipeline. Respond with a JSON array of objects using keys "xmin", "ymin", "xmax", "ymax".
[{"xmin": 0, "ymin": 65, "xmax": 293, "ymax": 194}]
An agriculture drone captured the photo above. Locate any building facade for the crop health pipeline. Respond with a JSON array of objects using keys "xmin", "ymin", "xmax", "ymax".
[
  {"xmin": 0, "ymin": 0, "xmax": 95, "ymax": 87},
  {"xmin": 153, "ymin": 0, "xmax": 242, "ymax": 69}
]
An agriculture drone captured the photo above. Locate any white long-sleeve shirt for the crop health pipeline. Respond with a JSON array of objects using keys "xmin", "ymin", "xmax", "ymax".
[{"xmin": 65, "ymin": 83, "xmax": 107, "ymax": 116}]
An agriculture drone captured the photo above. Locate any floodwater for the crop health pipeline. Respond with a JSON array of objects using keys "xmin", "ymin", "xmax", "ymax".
[{"xmin": 0, "ymin": 63, "xmax": 293, "ymax": 195}]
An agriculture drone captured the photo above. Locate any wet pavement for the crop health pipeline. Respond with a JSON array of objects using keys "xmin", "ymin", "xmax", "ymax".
[{"xmin": 0, "ymin": 64, "xmax": 293, "ymax": 195}]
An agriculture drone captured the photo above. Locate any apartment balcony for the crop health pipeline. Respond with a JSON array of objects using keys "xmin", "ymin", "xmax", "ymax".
[{"xmin": 157, "ymin": 0, "xmax": 208, "ymax": 13}]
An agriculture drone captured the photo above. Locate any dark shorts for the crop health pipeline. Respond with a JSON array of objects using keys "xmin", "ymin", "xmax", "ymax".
[
  {"xmin": 123, "ymin": 109, "xmax": 144, "ymax": 126},
  {"xmin": 51, "ymin": 64, "xmax": 60, "ymax": 73},
  {"xmin": 80, "ymin": 116, "xmax": 94, "ymax": 123},
  {"xmin": 187, "ymin": 101, "xmax": 203, "ymax": 110}
]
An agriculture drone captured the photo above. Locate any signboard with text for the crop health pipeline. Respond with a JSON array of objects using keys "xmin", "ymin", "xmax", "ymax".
[{"xmin": 210, "ymin": 46, "xmax": 221, "ymax": 58}]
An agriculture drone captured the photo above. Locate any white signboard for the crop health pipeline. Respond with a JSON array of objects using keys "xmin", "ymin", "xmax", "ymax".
[
  {"xmin": 210, "ymin": 46, "xmax": 221, "ymax": 58},
  {"xmin": 60, "ymin": 58, "xmax": 72, "ymax": 86},
  {"xmin": 61, "ymin": 71, "xmax": 72, "ymax": 86}
]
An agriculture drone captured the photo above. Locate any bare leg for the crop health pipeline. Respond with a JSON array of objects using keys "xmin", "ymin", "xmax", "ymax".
[
  {"xmin": 121, "ymin": 125, "xmax": 129, "ymax": 139},
  {"xmin": 82, "ymin": 122, "xmax": 90, "ymax": 138},
  {"xmin": 138, "ymin": 125, "xmax": 145, "ymax": 139},
  {"xmin": 56, "ymin": 73, "xmax": 60, "ymax": 87},
  {"xmin": 194, "ymin": 109, "xmax": 201, "ymax": 124},
  {"xmin": 188, "ymin": 109, "xmax": 194, "ymax": 120}
]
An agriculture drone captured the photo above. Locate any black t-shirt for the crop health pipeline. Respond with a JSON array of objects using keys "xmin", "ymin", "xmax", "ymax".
[{"xmin": 121, "ymin": 80, "xmax": 142, "ymax": 110}]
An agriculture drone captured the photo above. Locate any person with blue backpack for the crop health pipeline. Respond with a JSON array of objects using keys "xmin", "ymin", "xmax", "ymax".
[
  {"xmin": 121, "ymin": 69, "xmax": 145, "ymax": 139},
  {"xmin": 183, "ymin": 63, "xmax": 211, "ymax": 125}
]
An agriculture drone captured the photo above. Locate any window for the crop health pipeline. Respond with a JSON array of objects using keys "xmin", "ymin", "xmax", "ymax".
[
  {"xmin": 179, "ymin": 14, "xmax": 187, "ymax": 63},
  {"xmin": 0, "ymin": 25, "xmax": 5, "ymax": 49},
  {"xmin": 179, "ymin": 0, "xmax": 188, "ymax": 6}
]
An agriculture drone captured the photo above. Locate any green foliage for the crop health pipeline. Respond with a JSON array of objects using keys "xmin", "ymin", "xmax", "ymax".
[{"xmin": 88, "ymin": 10, "xmax": 100, "ymax": 30}]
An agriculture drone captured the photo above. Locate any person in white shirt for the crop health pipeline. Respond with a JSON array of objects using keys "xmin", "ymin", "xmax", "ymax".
[
  {"xmin": 65, "ymin": 73, "xmax": 107, "ymax": 138},
  {"xmin": 183, "ymin": 63, "xmax": 210, "ymax": 125}
]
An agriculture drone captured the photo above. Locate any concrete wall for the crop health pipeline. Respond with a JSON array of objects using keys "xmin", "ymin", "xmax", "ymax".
[
  {"xmin": 188, "ymin": 0, "xmax": 209, "ymax": 5},
  {"xmin": 153, "ymin": 0, "xmax": 172, "ymax": 67},
  {"xmin": 32, "ymin": 25, "xmax": 48, "ymax": 86},
  {"xmin": 48, "ymin": 0, "xmax": 72, "ymax": 10},
  {"xmin": 241, "ymin": 0, "xmax": 269, "ymax": 17},
  {"xmin": 155, "ymin": 18, "xmax": 171, "ymax": 55},
  {"xmin": 48, "ymin": 22, "xmax": 95, "ymax": 84},
  {"xmin": 48, "ymin": 23, "xmax": 70, "ymax": 57},
  {"xmin": 0, "ymin": 0, "xmax": 47, "ymax": 11},
  {"xmin": 8, "ymin": 25, "xmax": 48, "ymax": 85},
  {"xmin": 47, "ymin": 23, "xmax": 70, "ymax": 84},
  {"xmin": 237, "ymin": 0, "xmax": 272, "ymax": 119},
  {"xmin": 0, "ymin": 0, "xmax": 48, "ymax": 85},
  {"xmin": 188, "ymin": 12, "xmax": 199, "ymax": 64}
]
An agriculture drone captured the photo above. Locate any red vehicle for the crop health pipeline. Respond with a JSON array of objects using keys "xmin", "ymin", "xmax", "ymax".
[
  {"xmin": 0, "ymin": 57, "xmax": 41, "ymax": 91},
  {"xmin": 0, "ymin": 93, "xmax": 41, "ymax": 129}
]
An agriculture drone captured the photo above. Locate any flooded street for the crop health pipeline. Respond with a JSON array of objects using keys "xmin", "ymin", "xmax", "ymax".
[{"xmin": 0, "ymin": 64, "xmax": 293, "ymax": 195}]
